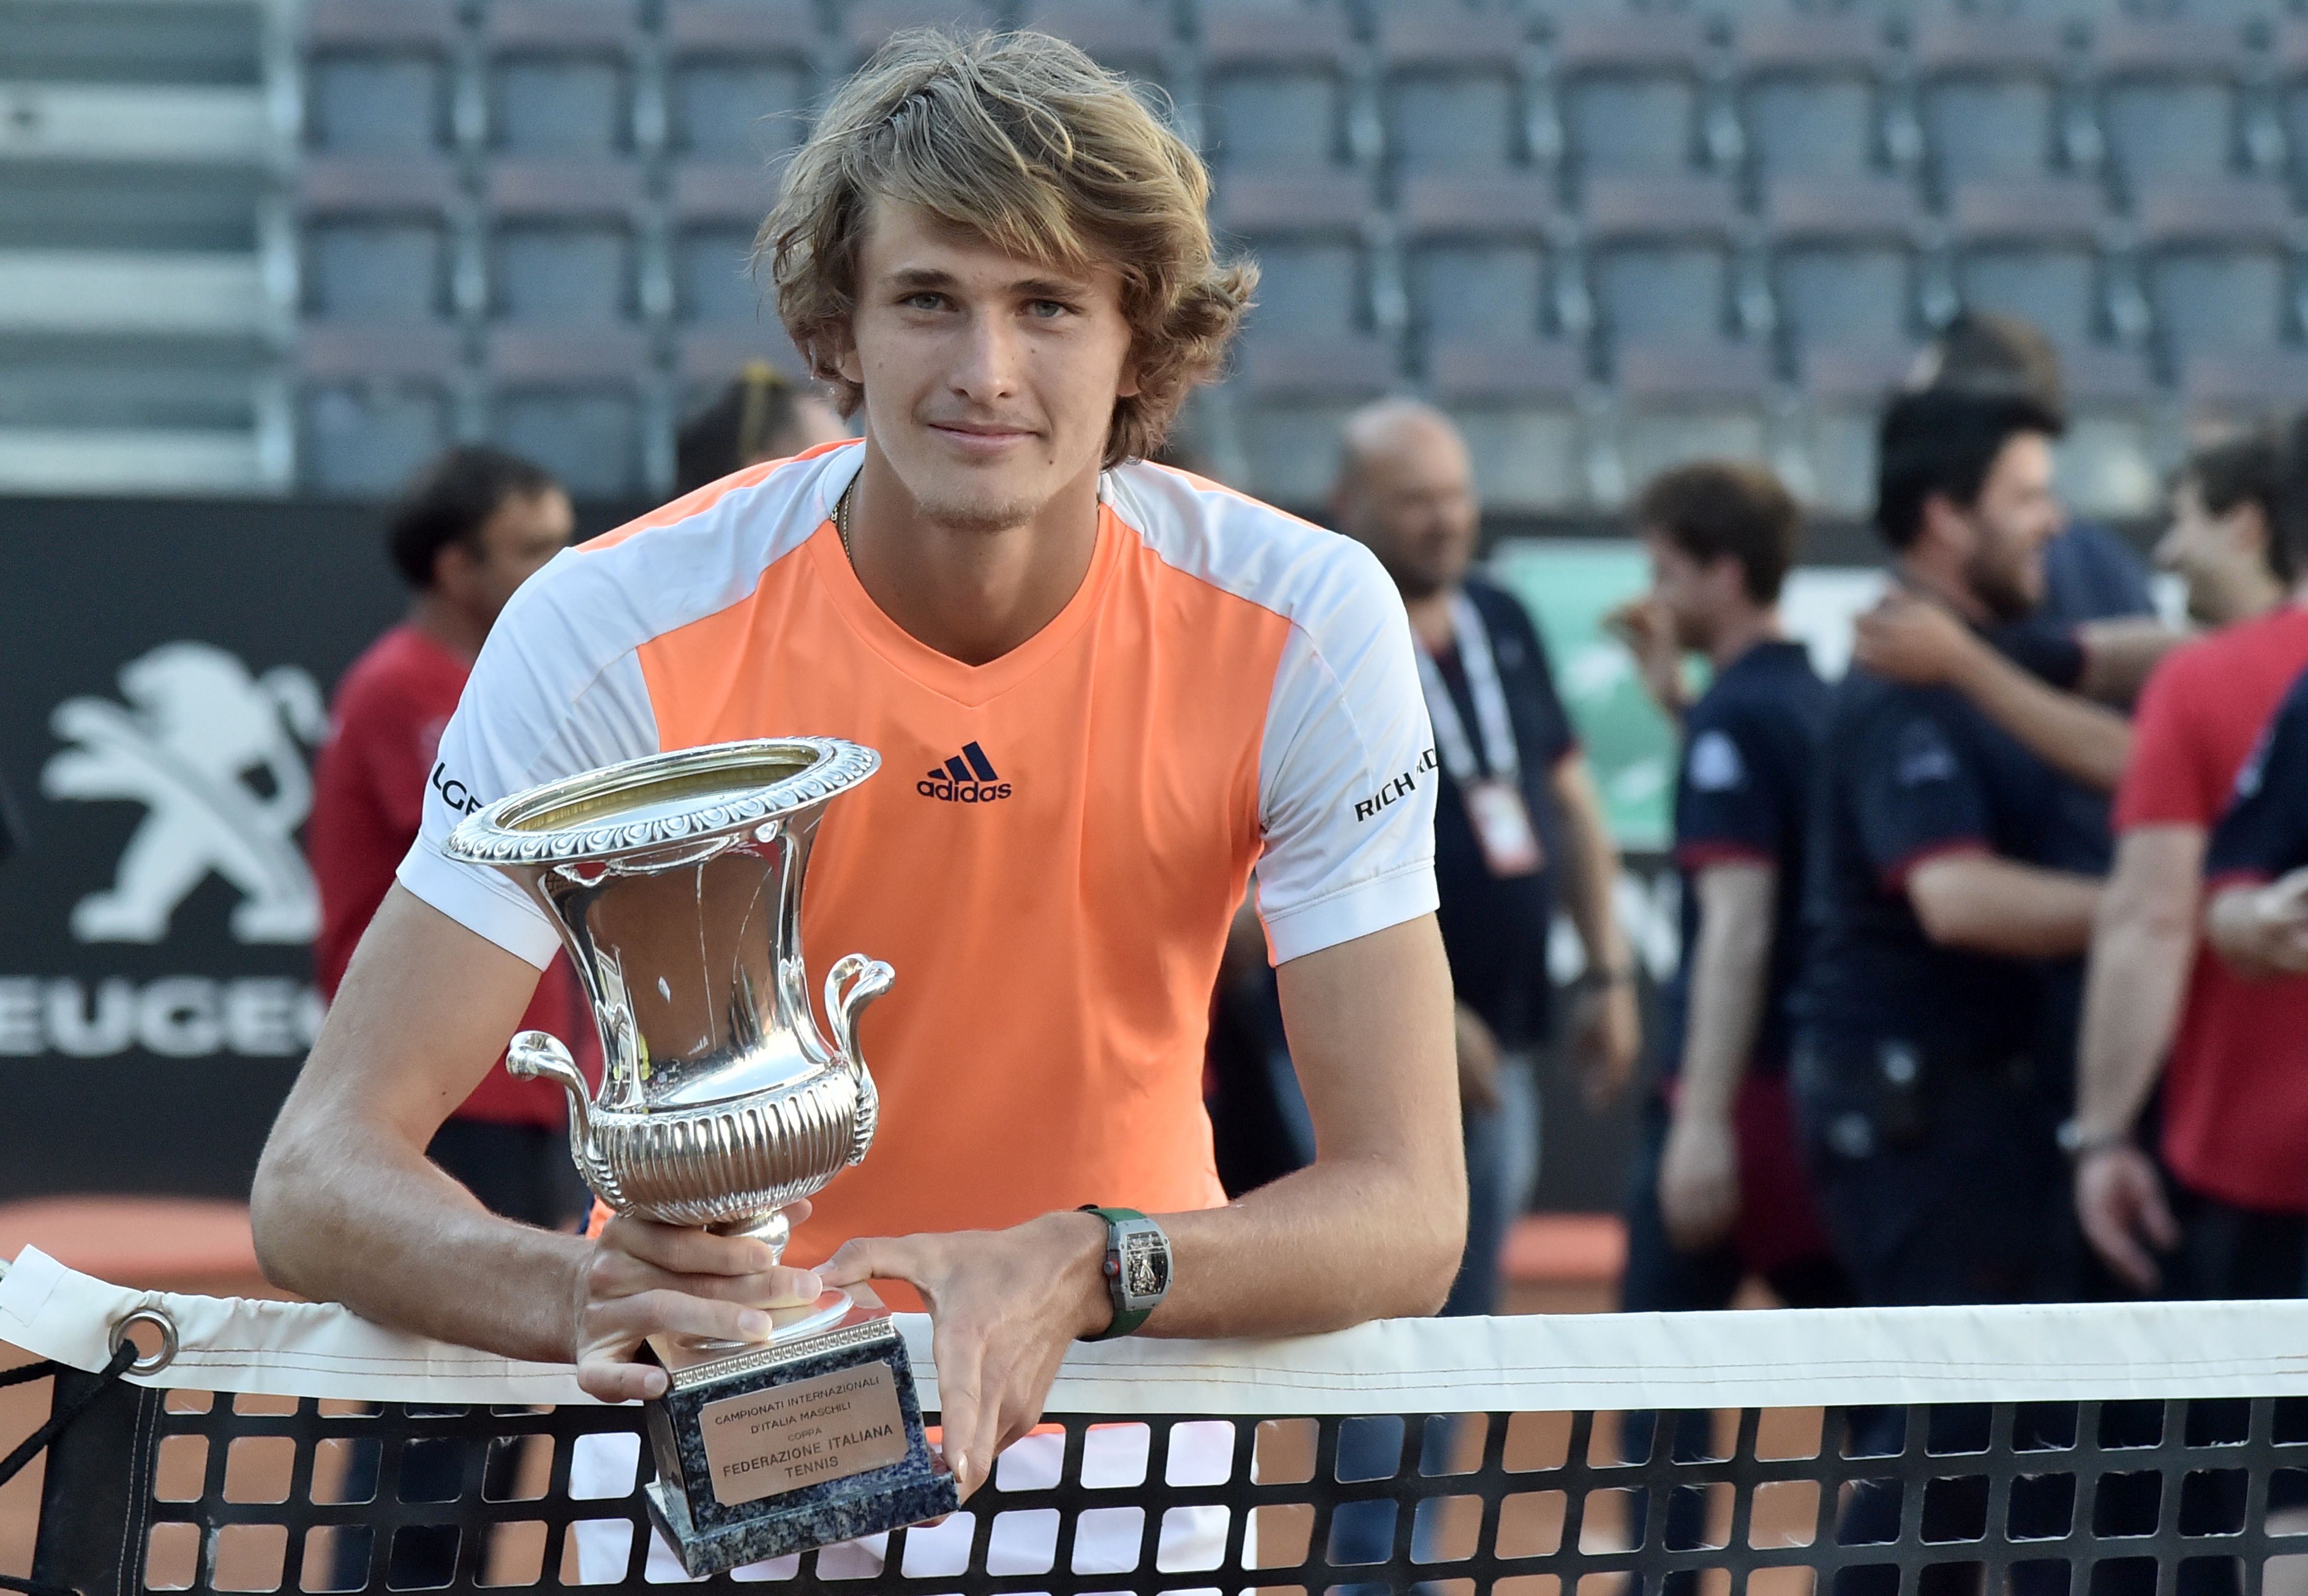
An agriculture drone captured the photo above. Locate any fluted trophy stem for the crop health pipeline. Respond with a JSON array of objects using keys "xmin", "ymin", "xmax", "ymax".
[{"xmin": 709, "ymin": 1206, "xmax": 791, "ymax": 1262}]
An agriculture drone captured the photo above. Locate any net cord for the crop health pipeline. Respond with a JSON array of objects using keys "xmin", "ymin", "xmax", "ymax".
[{"xmin": 13, "ymin": 1246, "xmax": 2308, "ymax": 1414}]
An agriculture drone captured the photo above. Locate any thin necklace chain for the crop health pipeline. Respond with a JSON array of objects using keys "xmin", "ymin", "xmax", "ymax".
[{"xmin": 835, "ymin": 482, "xmax": 856, "ymax": 566}]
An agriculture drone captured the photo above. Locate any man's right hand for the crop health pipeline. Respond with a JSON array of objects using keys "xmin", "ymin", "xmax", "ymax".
[
  {"xmin": 2209, "ymin": 869, "xmax": 2308, "ymax": 978},
  {"xmin": 2074, "ymin": 1144, "xmax": 2180, "ymax": 1293},
  {"xmin": 1658, "ymin": 1112, "xmax": 1740, "ymax": 1252},
  {"xmin": 1605, "ymin": 597, "xmax": 1686, "ymax": 721},
  {"xmin": 1454, "ymin": 1002, "xmax": 1504, "ymax": 1114},
  {"xmin": 573, "ymin": 1207, "xmax": 826, "ymax": 1401}
]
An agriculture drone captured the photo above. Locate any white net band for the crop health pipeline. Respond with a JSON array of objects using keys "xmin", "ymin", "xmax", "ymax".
[{"xmin": 11, "ymin": 1243, "xmax": 2308, "ymax": 1413}]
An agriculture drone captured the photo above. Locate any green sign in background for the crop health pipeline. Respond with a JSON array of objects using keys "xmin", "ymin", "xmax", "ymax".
[{"xmin": 1489, "ymin": 539, "xmax": 1677, "ymax": 853}]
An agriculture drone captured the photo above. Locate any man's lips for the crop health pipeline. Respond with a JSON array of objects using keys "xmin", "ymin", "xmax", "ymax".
[{"xmin": 927, "ymin": 420, "xmax": 1039, "ymax": 452}]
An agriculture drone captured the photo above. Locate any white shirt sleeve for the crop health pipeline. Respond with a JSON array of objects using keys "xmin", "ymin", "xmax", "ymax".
[
  {"xmin": 1253, "ymin": 541, "xmax": 1440, "ymax": 964},
  {"xmin": 394, "ymin": 551, "xmax": 661, "ymax": 968}
]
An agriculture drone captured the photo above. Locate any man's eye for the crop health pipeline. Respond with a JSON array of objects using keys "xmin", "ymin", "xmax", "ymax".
[
  {"xmin": 904, "ymin": 293, "xmax": 945, "ymax": 311},
  {"xmin": 1026, "ymin": 299, "xmax": 1071, "ymax": 319}
]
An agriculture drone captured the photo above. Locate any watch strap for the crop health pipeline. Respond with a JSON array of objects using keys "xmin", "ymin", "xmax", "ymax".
[{"xmin": 1078, "ymin": 1205, "xmax": 1162, "ymax": 1342}]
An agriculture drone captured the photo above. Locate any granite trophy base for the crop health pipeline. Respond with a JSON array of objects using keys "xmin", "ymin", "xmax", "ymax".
[{"xmin": 640, "ymin": 1288, "xmax": 958, "ymax": 1578}]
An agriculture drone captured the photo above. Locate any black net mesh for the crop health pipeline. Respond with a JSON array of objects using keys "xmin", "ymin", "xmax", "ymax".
[{"xmin": 31, "ymin": 1371, "xmax": 2308, "ymax": 1596}]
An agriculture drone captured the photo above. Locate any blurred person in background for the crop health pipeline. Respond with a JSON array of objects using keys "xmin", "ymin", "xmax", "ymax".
[
  {"xmin": 674, "ymin": 358, "xmax": 851, "ymax": 495},
  {"xmin": 2068, "ymin": 428, "xmax": 2308, "ymax": 1301},
  {"xmin": 1796, "ymin": 387, "xmax": 2102, "ymax": 1309},
  {"xmin": 1608, "ymin": 462, "xmax": 1850, "ymax": 1317},
  {"xmin": 306, "ymin": 445, "xmax": 597, "ymax": 1231},
  {"xmin": 1333, "ymin": 398, "xmax": 1639, "ymax": 1317}
]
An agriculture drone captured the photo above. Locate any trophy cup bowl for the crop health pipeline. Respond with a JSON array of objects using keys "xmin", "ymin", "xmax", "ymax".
[{"xmin": 444, "ymin": 737, "xmax": 957, "ymax": 1574}]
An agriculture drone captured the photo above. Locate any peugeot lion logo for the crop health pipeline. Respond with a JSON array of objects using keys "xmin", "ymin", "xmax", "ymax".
[{"xmin": 41, "ymin": 641, "xmax": 328, "ymax": 944}]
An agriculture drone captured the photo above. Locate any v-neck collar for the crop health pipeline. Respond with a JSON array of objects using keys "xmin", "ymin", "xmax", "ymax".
[{"xmin": 805, "ymin": 455, "xmax": 1123, "ymax": 709}]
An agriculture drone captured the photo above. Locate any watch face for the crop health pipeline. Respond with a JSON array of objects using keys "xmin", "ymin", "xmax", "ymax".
[{"xmin": 1118, "ymin": 1229, "xmax": 1169, "ymax": 1301}]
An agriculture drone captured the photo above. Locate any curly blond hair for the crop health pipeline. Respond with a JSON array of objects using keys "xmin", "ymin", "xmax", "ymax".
[{"xmin": 757, "ymin": 29, "xmax": 1256, "ymax": 467}]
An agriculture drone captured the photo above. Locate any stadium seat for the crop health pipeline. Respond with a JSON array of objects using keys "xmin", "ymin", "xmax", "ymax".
[
  {"xmin": 1377, "ymin": 8, "xmax": 1535, "ymax": 176},
  {"xmin": 486, "ymin": 326, "xmax": 658, "ymax": 498},
  {"xmin": 1227, "ymin": 337, "xmax": 1399, "ymax": 510},
  {"xmin": 297, "ymin": 324, "xmax": 462, "ymax": 496},
  {"xmin": 845, "ymin": 0, "xmax": 999, "ymax": 65},
  {"xmin": 664, "ymin": 0, "xmax": 819, "ymax": 164},
  {"xmin": 1426, "ymin": 338, "xmax": 1590, "ymax": 513},
  {"xmin": 299, "ymin": 157, "xmax": 463, "ymax": 325},
  {"xmin": 1552, "ymin": 14, "xmax": 1716, "ymax": 186},
  {"xmin": 1913, "ymin": 17, "xmax": 2069, "ymax": 193},
  {"xmin": 2136, "ymin": 180, "xmax": 2294, "ymax": 362},
  {"xmin": 1580, "ymin": 177, "xmax": 1749, "ymax": 357},
  {"xmin": 1200, "ymin": 3, "xmax": 1361, "ymax": 173},
  {"xmin": 486, "ymin": 162, "xmax": 649, "ymax": 328},
  {"xmin": 1795, "ymin": 342, "xmax": 1914, "ymax": 516},
  {"xmin": 1214, "ymin": 168, "xmax": 1376, "ymax": 343},
  {"xmin": 2182, "ymin": 347, "xmax": 2308, "ymax": 439},
  {"xmin": 2053, "ymin": 346, "xmax": 2163, "ymax": 520},
  {"xmin": 1948, "ymin": 180, "xmax": 2113, "ymax": 353},
  {"xmin": 1399, "ymin": 175, "xmax": 1558, "ymax": 353},
  {"xmin": 1016, "ymin": 1, "xmax": 1176, "ymax": 91},
  {"xmin": 670, "ymin": 163, "xmax": 777, "ymax": 337},
  {"xmin": 302, "ymin": 0, "xmax": 458, "ymax": 158},
  {"xmin": 1765, "ymin": 177, "xmax": 1924, "ymax": 362},
  {"xmin": 483, "ymin": 0, "xmax": 642, "ymax": 160},
  {"xmin": 1734, "ymin": 14, "xmax": 1897, "ymax": 184},
  {"xmin": 2274, "ymin": 25, "xmax": 2308, "ymax": 207},
  {"xmin": 1610, "ymin": 341, "xmax": 1779, "ymax": 507},
  {"xmin": 2091, "ymin": 20, "xmax": 2251, "ymax": 203}
]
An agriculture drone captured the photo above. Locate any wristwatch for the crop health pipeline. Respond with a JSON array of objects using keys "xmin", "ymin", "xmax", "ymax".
[
  {"xmin": 2056, "ymin": 1118, "xmax": 2128, "ymax": 1164},
  {"xmin": 1078, "ymin": 1206, "xmax": 1171, "ymax": 1341}
]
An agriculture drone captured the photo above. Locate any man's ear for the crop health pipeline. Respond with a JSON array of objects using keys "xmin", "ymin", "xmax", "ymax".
[
  {"xmin": 431, "ymin": 538, "xmax": 476, "ymax": 596},
  {"xmin": 1915, "ymin": 490, "xmax": 1974, "ymax": 560},
  {"xmin": 833, "ymin": 326, "xmax": 863, "ymax": 388}
]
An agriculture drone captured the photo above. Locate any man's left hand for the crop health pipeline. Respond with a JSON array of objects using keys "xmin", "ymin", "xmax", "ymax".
[
  {"xmin": 1571, "ymin": 977, "xmax": 1640, "ymax": 1107},
  {"xmin": 820, "ymin": 1211, "xmax": 1109, "ymax": 1503},
  {"xmin": 1852, "ymin": 591, "xmax": 1980, "ymax": 687}
]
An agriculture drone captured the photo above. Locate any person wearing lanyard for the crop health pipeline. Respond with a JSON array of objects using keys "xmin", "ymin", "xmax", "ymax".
[{"xmin": 1332, "ymin": 399, "xmax": 1641, "ymax": 1315}]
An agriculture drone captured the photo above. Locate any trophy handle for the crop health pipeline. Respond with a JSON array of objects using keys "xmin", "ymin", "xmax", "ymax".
[
  {"xmin": 507, "ymin": 1030, "xmax": 600, "ymax": 1184},
  {"xmin": 824, "ymin": 955, "xmax": 892, "ymax": 1166},
  {"xmin": 823, "ymin": 954, "xmax": 894, "ymax": 1070}
]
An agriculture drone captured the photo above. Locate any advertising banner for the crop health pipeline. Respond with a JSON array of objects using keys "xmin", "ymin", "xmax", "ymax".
[{"xmin": 0, "ymin": 500, "xmax": 399, "ymax": 1199}]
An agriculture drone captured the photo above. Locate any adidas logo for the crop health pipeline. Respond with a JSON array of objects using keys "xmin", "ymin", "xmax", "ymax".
[{"xmin": 916, "ymin": 741, "xmax": 1013, "ymax": 803}]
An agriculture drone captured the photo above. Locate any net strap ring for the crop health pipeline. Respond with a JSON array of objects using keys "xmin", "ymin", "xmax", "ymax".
[{"xmin": 108, "ymin": 1306, "xmax": 178, "ymax": 1377}]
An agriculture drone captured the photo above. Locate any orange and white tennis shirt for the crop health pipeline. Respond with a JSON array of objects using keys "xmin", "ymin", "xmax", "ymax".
[{"xmin": 399, "ymin": 440, "xmax": 1439, "ymax": 1268}]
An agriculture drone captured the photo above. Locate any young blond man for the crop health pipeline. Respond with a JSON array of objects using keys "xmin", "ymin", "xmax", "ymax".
[{"xmin": 250, "ymin": 26, "xmax": 1463, "ymax": 1507}]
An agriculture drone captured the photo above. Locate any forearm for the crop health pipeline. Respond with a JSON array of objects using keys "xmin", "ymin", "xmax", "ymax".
[
  {"xmin": 2207, "ymin": 885, "xmax": 2286, "ymax": 978},
  {"xmin": 1676, "ymin": 907, "xmax": 1770, "ymax": 1125},
  {"xmin": 253, "ymin": 1112, "xmax": 587, "ymax": 1364},
  {"xmin": 1910, "ymin": 855, "xmax": 2101, "ymax": 958},
  {"xmin": 2074, "ymin": 915, "xmax": 2193, "ymax": 1139},
  {"xmin": 1145, "ymin": 1149, "xmax": 1465, "ymax": 1337},
  {"xmin": 1950, "ymin": 647, "xmax": 2132, "ymax": 794},
  {"xmin": 2079, "ymin": 619, "xmax": 2185, "ymax": 706}
]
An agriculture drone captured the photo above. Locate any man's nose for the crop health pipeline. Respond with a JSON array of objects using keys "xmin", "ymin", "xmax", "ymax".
[{"xmin": 950, "ymin": 310, "xmax": 1023, "ymax": 399}]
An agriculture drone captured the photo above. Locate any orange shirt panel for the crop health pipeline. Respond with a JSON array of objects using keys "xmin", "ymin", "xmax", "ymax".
[{"xmin": 634, "ymin": 512, "xmax": 1290, "ymax": 1268}]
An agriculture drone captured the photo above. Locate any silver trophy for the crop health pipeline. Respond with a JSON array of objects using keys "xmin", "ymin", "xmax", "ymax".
[{"xmin": 444, "ymin": 736, "xmax": 957, "ymax": 1576}]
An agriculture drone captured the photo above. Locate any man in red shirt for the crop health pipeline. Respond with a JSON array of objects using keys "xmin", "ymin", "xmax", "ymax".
[
  {"xmin": 306, "ymin": 445, "xmax": 598, "ymax": 1228},
  {"xmin": 2068, "ymin": 426, "xmax": 2306, "ymax": 1296}
]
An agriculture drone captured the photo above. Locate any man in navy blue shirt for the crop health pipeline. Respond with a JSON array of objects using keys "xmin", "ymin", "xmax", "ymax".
[
  {"xmin": 2205, "ymin": 665, "xmax": 2308, "ymax": 980},
  {"xmin": 1797, "ymin": 387, "xmax": 2105, "ymax": 1308},
  {"xmin": 1334, "ymin": 399, "xmax": 1640, "ymax": 1316},
  {"xmin": 1611, "ymin": 462, "xmax": 1850, "ymax": 1315}
]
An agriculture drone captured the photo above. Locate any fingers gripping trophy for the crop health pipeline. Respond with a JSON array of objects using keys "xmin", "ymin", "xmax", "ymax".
[{"xmin": 445, "ymin": 736, "xmax": 958, "ymax": 1575}]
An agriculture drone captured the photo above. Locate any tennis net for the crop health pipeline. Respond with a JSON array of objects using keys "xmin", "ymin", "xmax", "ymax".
[{"xmin": 8, "ymin": 1245, "xmax": 2308, "ymax": 1596}]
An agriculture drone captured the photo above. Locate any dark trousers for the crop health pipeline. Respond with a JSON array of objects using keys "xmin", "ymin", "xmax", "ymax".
[
  {"xmin": 425, "ymin": 1115, "xmax": 592, "ymax": 1232},
  {"xmin": 1791, "ymin": 1037, "xmax": 2069, "ymax": 1308}
]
